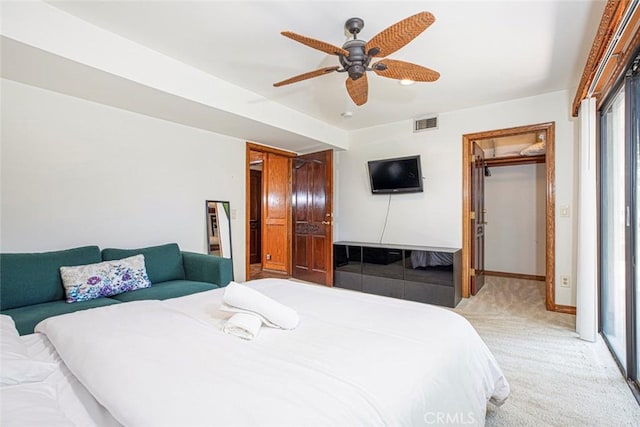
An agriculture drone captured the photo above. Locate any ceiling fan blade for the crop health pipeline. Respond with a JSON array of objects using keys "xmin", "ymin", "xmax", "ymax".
[
  {"xmin": 273, "ymin": 66, "xmax": 340, "ymax": 87},
  {"xmin": 373, "ymin": 59, "xmax": 440, "ymax": 82},
  {"xmin": 346, "ymin": 74, "xmax": 368, "ymax": 106},
  {"xmin": 365, "ymin": 11, "xmax": 435, "ymax": 58},
  {"xmin": 281, "ymin": 31, "xmax": 349, "ymax": 57}
]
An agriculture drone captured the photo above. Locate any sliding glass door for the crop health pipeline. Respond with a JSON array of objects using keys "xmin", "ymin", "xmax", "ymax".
[
  {"xmin": 599, "ymin": 55, "xmax": 639, "ymax": 387},
  {"xmin": 600, "ymin": 85, "xmax": 627, "ymax": 370},
  {"xmin": 632, "ymin": 64, "xmax": 640, "ymax": 385}
]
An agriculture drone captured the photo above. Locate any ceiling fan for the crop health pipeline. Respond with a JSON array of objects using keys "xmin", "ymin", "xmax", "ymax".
[{"xmin": 273, "ymin": 11, "xmax": 440, "ymax": 106}]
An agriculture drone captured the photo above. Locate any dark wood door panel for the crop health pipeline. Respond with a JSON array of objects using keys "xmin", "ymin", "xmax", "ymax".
[
  {"xmin": 292, "ymin": 150, "xmax": 333, "ymax": 285},
  {"xmin": 249, "ymin": 221, "xmax": 260, "ymax": 264},
  {"xmin": 249, "ymin": 169, "xmax": 262, "ymax": 264},
  {"xmin": 294, "ymin": 235, "xmax": 308, "ymax": 268},
  {"xmin": 294, "ymin": 162, "xmax": 310, "ymax": 222},
  {"xmin": 250, "ymin": 170, "xmax": 262, "ymax": 222},
  {"xmin": 312, "ymin": 235, "xmax": 326, "ymax": 271},
  {"xmin": 312, "ymin": 160, "xmax": 327, "ymax": 221}
]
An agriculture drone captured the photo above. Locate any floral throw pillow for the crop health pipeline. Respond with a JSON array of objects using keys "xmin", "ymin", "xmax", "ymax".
[{"xmin": 60, "ymin": 255, "xmax": 151, "ymax": 303}]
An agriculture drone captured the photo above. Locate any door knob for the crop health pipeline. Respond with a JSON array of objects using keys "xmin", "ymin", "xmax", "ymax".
[{"xmin": 322, "ymin": 221, "xmax": 331, "ymax": 225}]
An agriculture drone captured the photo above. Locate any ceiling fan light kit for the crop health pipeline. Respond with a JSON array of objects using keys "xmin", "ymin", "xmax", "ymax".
[{"xmin": 273, "ymin": 11, "xmax": 440, "ymax": 106}]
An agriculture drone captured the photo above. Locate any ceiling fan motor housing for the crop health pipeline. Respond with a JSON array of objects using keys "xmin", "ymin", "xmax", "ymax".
[{"xmin": 340, "ymin": 39, "xmax": 371, "ymax": 80}]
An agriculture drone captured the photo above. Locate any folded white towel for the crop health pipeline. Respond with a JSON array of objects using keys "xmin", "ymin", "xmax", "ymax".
[
  {"xmin": 222, "ymin": 282, "xmax": 299, "ymax": 330},
  {"xmin": 222, "ymin": 312, "xmax": 262, "ymax": 340}
]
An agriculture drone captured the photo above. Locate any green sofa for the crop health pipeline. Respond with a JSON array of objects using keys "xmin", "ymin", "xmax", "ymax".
[{"xmin": 0, "ymin": 243, "xmax": 233, "ymax": 335}]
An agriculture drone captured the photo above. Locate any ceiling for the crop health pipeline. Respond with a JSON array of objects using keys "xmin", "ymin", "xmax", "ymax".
[{"xmin": 45, "ymin": 0, "xmax": 606, "ymax": 132}]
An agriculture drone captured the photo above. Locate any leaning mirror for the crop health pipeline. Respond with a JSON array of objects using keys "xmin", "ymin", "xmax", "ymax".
[{"xmin": 206, "ymin": 200, "xmax": 232, "ymax": 259}]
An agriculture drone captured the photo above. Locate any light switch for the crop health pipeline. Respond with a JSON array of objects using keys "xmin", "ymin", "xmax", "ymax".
[
  {"xmin": 560, "ymin": 205, "xmax": 570, "ymax": 218},
  {"xmin": 231, "ymin": 209, "xmax": 237, "ymax": 220}
]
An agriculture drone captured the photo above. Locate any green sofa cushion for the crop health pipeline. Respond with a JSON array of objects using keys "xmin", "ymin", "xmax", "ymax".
[
  {"xmin": 0, "ymin": 246, "xmax": 102, "ymax": 311},
  {"xmin": 109, "ymin": 280, "xmax": 218, "ymax": 302},
  {"xmin": 3, "ymin": 297, "xmax": 121, "ymax": 335},
  {"xmin": 102, "ymin": 243, "xmax": 185, "ymax": 284}
]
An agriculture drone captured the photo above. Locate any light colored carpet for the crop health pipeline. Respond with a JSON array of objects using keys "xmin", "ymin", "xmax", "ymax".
[{"xmin": 454, "ymin": 277, "xmax": 640, "ymax": 426}]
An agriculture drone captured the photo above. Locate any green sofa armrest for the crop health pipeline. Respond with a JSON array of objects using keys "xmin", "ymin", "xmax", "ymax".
[{"xmin": 181, "ymin": 252, "xmax": 233, "ymax": 287}]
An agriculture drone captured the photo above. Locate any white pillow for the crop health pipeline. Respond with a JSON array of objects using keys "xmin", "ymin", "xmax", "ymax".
[
  {"xmin": 0, "ymin": 315, "xmax": 57, "ymax": 386},
  {"xmin": 520, "ymin": 141, "xmax": 546, "ymax": 156}
]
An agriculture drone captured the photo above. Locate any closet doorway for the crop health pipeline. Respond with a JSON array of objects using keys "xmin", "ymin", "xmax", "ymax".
[
  {"xmin": 478, "ymin": 133, "xmax": 546, "ymax": 284},
  {"xmin": 462, "ymin": 122, "xmax": 571, "ymax": 313}
]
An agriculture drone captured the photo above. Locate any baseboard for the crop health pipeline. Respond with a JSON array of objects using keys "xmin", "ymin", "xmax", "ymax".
[
  {"xmin": 484, "ymin": 270, "xmax": 546, "ymax": 282},
  {"xmin": 552, "ymin": 304, "xmax": 576, "ymax": 315},
  {"xmin": 250, "ymin": 268, "xmax": 290, "ymax": 280}
]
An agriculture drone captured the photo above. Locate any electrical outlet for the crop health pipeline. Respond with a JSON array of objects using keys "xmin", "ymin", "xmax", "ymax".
[
  {"xmin": 231, "ymin": 209, "xmax": 237, "ymax": 220},
  {"xmin": 266, "ymin": 254, "xmax": 271, "ymax": 260},
  {"xmin": 560, "ymin": 275, "xmax": 570, "ymax": 288}
]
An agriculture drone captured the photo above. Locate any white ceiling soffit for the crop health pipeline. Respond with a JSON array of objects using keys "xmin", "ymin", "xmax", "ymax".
[
  {"xmin": 0, "ymin": 38, "xmax": 332, "ymax": 154},
  {"xmin": 0, "ymin": 1, "xmax": 348, "ymax": 153}
]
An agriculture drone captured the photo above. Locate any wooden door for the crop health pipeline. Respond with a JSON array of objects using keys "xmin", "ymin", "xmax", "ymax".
[
  {"xmin": 249, "ymin": 169, "xmax": 262, "ymax": 264},
  {"xmin": 292, "ymin": 150, "xmax": 333, "ymax": 285},
  {"xmin": 262, "ymin": 153, "xmax": 291, "ymax": 272},
  {"xmin": 471, "ymin": 142, "xmax": 486, "ymax": 295}
]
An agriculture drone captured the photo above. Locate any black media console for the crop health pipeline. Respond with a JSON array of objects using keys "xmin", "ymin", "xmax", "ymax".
[{"xmin": 333, "ymin": 241, "xmax": 462, "ymax": 308}]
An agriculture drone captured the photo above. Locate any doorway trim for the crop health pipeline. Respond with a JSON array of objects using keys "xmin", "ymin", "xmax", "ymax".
[{"xmin": 461, "ymin": 122, "xmax": 571, "ymax": 313}]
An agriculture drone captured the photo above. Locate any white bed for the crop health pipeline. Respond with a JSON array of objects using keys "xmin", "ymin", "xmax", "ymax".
[{"xmin": 5, "ymin": 278, "xmax": 509, "ymax": 426}]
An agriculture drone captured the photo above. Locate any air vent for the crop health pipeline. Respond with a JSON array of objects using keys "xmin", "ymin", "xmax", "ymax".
[{"xmin": 413, "ymin": 116, "xmax": 438, "ymax": 132}]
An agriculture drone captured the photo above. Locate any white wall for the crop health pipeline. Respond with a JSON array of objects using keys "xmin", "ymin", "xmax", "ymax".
[
  {"xmin": 336, "ymin": 90, "xmax": 578, "ymax": 306},
  {"xmin": 1, "ymin": 79, "xmax": 579, "ymax": 304},
  {"xmin": 484, "ymin": 163, "xmax": 546, "ymax": 276},
  {"xmin": 1, "ymin": 79, "xmax": 247, "ymax": 281}
]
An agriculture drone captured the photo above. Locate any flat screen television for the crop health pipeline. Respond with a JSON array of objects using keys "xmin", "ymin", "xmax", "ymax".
[{"xmin": 367, "ymin": 155, "xmax": 423, "ymax": 194}]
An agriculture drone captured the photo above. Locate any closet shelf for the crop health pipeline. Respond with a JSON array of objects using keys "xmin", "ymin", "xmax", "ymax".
[{"xmin": 484, "ymin": 154, "xmax": 545, "ymax": 167}]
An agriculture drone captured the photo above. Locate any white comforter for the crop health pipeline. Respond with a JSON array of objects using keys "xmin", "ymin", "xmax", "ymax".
[
  {"xmin": 36, "ymin": 279, "xmax": 509, "ymax": 427},
  {"xmin": 1, "ymin": 333, "xmax": 121, "ymax": 427}
]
